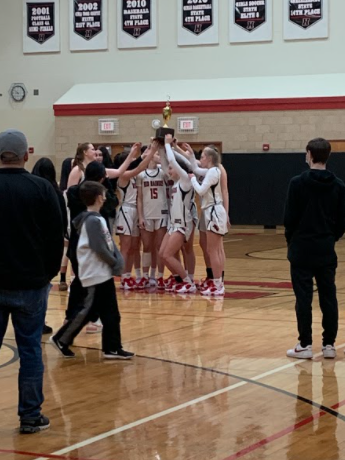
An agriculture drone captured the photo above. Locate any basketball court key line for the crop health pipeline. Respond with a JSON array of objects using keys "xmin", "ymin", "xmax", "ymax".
[{"xmin": 33, "ymin": 342, "xmax": 345, "ymax": 460}]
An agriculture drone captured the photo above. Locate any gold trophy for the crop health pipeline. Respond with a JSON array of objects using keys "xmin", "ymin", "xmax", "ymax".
[{"xmin": 156, "ymin": 96, "xmax": 175, "ymax": 142}]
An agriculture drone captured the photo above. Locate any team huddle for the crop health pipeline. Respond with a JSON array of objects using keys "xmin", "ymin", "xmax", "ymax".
[{"xmin": 67, "ymin": 135, "xmax": 229, "ymax": 298}]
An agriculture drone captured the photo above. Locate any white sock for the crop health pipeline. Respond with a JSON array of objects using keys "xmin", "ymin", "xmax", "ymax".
[
  {"xmin": 214, "ymin": 277, "xmax": 222, "ymax": 288},
  {"xmin": 135, "ymin": 268, "xmax": 141, "ymax": 280},
  {"xmin": 158, "ymin": 272, "xmax": 164, "ymax": 279},
  {"xmin": 143, "ymin": 273, "xmax": 149, "ymax": 279},
  {"xmin": 150, "ymin": 268, "xmax": 156, "ymax": 279},
  {"xmin": 183, "ymin": 276, "xmax": 191, "ymax": 283},
  {"xmin": 188, "ymin": 273, "xmax": 194, "ymax": 282}
]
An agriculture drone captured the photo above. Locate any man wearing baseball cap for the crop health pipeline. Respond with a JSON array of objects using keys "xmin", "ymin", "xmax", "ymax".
[{"xmin": 0, "ymin": 129, "xmax": 64, "ymax": 433}]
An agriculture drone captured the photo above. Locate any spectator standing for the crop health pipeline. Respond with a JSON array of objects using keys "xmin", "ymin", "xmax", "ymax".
[
  {"xmin": 285, "ymin": 138, "xmax": 345, "ymax": 359},
  {"xmin": 0, "ymin": 129, "xmax": 64, "ymax": 433}
]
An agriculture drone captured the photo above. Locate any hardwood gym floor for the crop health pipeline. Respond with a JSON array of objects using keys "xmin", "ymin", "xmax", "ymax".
[{"xmin": 1, "ymin": 228, "xmax": 345, "ymax": 460}]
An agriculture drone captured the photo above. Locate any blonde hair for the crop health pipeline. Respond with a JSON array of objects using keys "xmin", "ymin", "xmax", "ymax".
[{"xmin": 203, "ymin": 145, "xmax": 220, "ymax": 166}]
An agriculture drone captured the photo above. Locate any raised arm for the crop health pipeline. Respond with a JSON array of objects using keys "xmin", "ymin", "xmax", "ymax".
[
  {"xmin": 173, "ymin": 141, "xmax": 190, "ymax": 160},
  {"xmin": 119, "ymin": 141, "xmax": 158, "ymax": 182},
  {"xmin": 158, "ymin": 147, "xmax": 169, "ymax": 175},
  {"xmin": 182, "ymin": 142, "xmax": 208, "ymax": 176},
  {"xmin": 165, "ymin": 135, "xmax": 189, "ymax": 181},
  {"xmin": 106, "ymin": 142, "xmax": 141, "ymax": 179}
]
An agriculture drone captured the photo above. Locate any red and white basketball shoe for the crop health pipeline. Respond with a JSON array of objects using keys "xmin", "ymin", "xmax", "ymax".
[
  {"xmin": 165, "ymin": 277, "xmax": 177, "ymax": 292},
  {"xmin": 135, "ymin": 277, "xmax": 150, "ymax": 290},
  {"xmin": 198, "ymin": 278, "xmax": 213, "ymax": 292},
  {"xmin": 174, "ymin": 282, "xmax": 197, "ymax": 294},
  {"xmin": 200, "ymin": 280, "xmax": 225, "ymax": 297},
  {"xmin": 121, "ymin": 277, "xmax": 136, "ymax": 290},
  {"xmin": 157, "ymin": 277, "xmax": 165, "ymax": 290}
]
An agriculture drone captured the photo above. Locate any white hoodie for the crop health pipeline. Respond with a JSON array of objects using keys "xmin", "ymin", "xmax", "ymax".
[{"xmin": 74, "ymin": 211, "xmax": 124, "ymax": 288}]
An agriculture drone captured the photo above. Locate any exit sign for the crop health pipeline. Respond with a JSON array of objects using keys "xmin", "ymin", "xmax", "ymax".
[
  {"xmin": 98, "ymin": 119, "xmax": 119, "ymax": 135},
  {"xmin": 179, "ymin": 119, "xmax": 194, "ymax": 130},
  {"xmin": 100, "ymin": 121, "xmax": 115, "ymax": 132},
  {"xmin": 177, "ymin": 117, "xmax": 199, "ymax": 134}
]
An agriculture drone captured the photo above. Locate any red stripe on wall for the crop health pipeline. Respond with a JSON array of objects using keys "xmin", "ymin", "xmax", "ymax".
[{"xmin": 54, "ymin": 96, "xmax": 345, "ymax": 117}]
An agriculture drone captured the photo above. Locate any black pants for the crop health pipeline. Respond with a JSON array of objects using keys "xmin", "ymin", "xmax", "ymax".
[
  {"xmin": 65, "ymin": 252, "xmax": 98, "ymax": 322},
  {"xmin": 290, "ymin": 264, "xmax": 338, "ymax": 347},
  {"xmin": 55, "ymin": 278, "xmax": 122, "ymax": 353}
]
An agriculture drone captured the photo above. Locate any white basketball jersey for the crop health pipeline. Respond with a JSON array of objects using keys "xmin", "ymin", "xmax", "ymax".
[
  {"xmin": 195, "ymin": 172, "xmax": 206, "ymax": 209},
  {"xmin": 170, "ymin": 180, "xmax": 193, "ymax": 227},
  {"xmin": 137, "ymin": 168, "xmax": 169, "ymax": 219},
  {"xmin": 118, "ymin": 178, "xmax": 137, "ymax": 207},
  {"xmin": 201, "ymin": 167, "xmax": 223, "ymax": 210}
]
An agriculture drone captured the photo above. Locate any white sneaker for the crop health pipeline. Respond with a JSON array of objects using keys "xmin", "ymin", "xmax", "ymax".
[
  {"xmin": 286, "ymin": 343, "xmax": 313, "ymax": 359},
  {"xmin": 322, "ymin": 345, "xmax": 336, "ymax": 359},
  {"xmin": 174, "ymin": 282, "xmax": 197, "ymax": 294}
]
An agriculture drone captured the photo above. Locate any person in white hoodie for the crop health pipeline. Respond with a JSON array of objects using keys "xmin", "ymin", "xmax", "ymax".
[{"xmin": 50, "ymin": 181, "xmax": 135, "ymax": 360}]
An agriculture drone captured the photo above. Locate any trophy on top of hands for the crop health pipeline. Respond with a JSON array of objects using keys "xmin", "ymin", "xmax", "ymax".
[{"xmin": 156, "ymin": 96, "xmax": 175, "ymax": 142}]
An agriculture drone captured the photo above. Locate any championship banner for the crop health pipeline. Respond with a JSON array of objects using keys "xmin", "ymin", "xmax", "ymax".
[
  {"xmin": 70, "ymin": 0, "xmax": 108, "ymax": 51},
  {"xmin": 230, "ymin": 0, "xmax": 272, "ymax": 42},
  {"xmin": 117, "ymin": 0, "xmax": 157, "ymax": 49},
  {"xmin": 284, "ymin": 0, "xmax": 329, "ymax": 40},
  {"xmin": 23, "ymin": 0, "xmax": 60, "ymax": 53},
  {"xmin": 178, "ymin": 0, "xmax": 219, "ymax": 46}
]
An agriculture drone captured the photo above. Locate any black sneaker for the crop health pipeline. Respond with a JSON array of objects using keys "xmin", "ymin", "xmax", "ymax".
[
  {"xmin": 42, "ymin": 324, "xmax": 53, "ymax": 334},
  {"xmin": 49, "ymin": 335, "xmax": 75, "ymax": 358},
  {"xmin": 20, "ymin": 415, "xmax": 50, "ymax": 434},
  {"xmin": 103, "ymin": 349, "xmax": 135, "ymax": 360}
]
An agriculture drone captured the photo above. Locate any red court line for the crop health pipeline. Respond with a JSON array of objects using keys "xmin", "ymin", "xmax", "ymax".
[
  {"xmin": 0, "ymin": 450, "xmax": 107, "ymax": 460},
  {"xmin": 224, "ymin": 281, "xmax": 292, "ymax": 289},
  {"xmin": 222, "ymin": 399, "xmax": 345, "ymax": 460}
]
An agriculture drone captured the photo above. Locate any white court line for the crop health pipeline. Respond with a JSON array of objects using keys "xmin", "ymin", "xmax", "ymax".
[{"xmin": 35, "ymin": 343, "xmax": 345, "ymax": 460}]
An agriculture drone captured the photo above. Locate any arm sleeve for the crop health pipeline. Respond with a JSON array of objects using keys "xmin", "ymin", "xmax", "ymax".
[
  {"xmin": 190, "ymin": 168, "xmax": 219, "ymax": 196},
  {"xmin": 188, "ymin": 154, "xmax": 208, "ymax": 176},
  {"xmin": 165, "ymin": 143, "xmax": 189, "ymax": 181},
  {"xmin": 335, "ymin": 184, "xmax": 345, "ymax": 241},
  {"xmin": 283, "ymin": 179, "xmax": 299, "ymax": 244},
  {"xmin": 173, "ymin": 149, "xmax": 192, "ymax": 169},
  {"xmin": 44, "ymin": 185, "xmax": 64, "ymax": 279},
  {"xmin": 159, "ymin": 147, "xmax": 169, "ymax": 175},
  {"xmin": 57, "ymin": 192, "xmax": 68, "ymax": 238},
  {"xmin": 85, "ymin": 217, "xmax": 117, "ymax": 267}
]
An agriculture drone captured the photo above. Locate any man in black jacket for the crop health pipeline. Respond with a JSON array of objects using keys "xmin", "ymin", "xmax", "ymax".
[
  {"xmin": 284, "ymin": 138, "xmax": 345, "ymax": 360},
  {"xmin": 0, "ymin": 129, "xmax": 64, "ymax": 433}
]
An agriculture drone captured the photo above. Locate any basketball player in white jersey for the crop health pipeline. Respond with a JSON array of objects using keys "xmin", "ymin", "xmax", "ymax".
[
  {"xmin": 137, "ymin": 148, "xmax": 169, "ymax": 289},
  {"xmin": 188, "ymin": 145, "xmax": 228, "ymax": 296},
  {"xmin": 180, "ymin": 143, "xmax": 229, "ymax": 290},
  {"xmin": 171, "ymin": 142, "xmax": 198, "ymax": 285},
  {"xmin": 159, "ymin": 135, "xmax": 196, "ymax": 294},
  {"xmin": 115, "ymin": 143, "xmax": 157, "ymax": 290}
]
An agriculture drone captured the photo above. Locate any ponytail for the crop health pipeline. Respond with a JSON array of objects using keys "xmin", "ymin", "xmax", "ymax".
[{"xmin": 73, "ymin": 143, "xmax": 90, "ymax": 171}]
